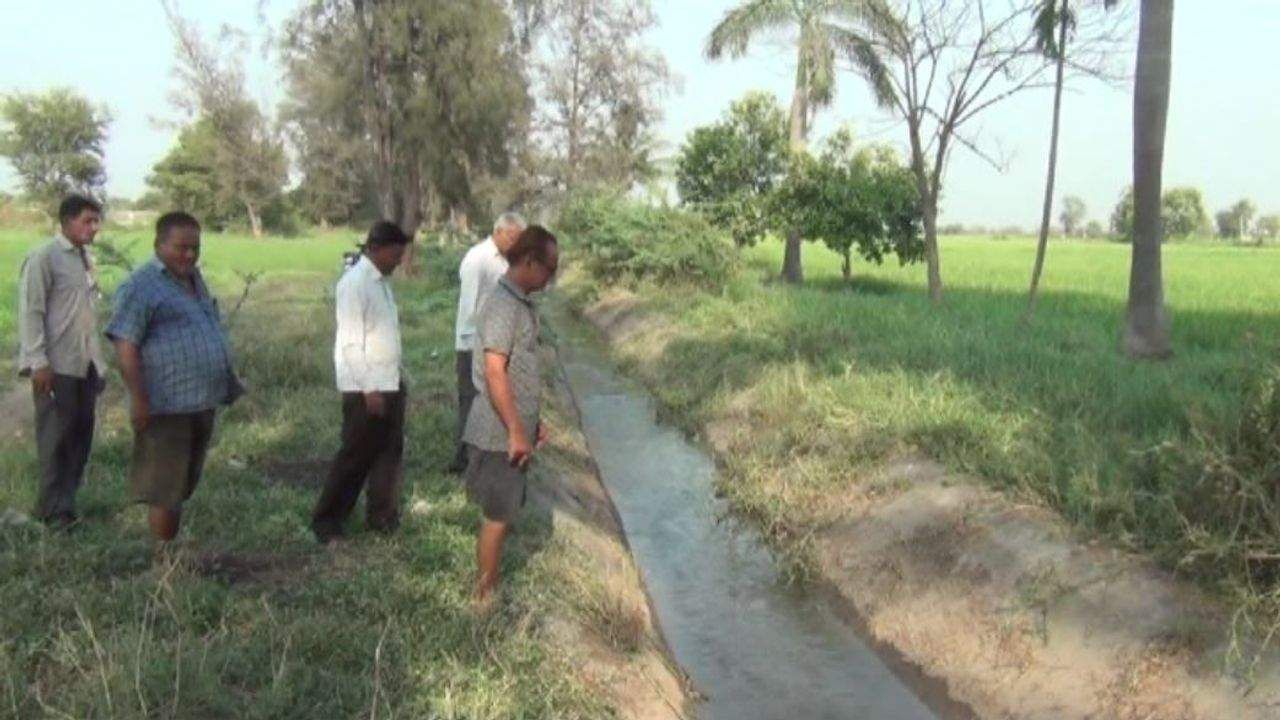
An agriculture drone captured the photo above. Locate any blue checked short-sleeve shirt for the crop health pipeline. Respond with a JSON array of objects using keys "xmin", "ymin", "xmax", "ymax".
[{"xmin": 105, "ymin": 258, "xmax": 239, "ymax": 414}]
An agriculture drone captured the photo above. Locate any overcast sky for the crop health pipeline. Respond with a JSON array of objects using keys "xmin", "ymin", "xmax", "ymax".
[{"xmin": 2, "ymin": 0, "xmax": 1277, "ymax": 227}]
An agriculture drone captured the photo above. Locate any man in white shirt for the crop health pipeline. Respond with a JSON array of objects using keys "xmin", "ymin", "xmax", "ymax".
[
  {"xmin": 449, "ymin": 212, "xmax": 525, "ymax": 473},
  {"xmin": 313, "ymin": 221, "xmax": 411, "ymax": 543}
]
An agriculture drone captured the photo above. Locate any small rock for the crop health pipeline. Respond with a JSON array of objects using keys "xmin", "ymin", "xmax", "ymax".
[
  {"xmin": 228, "ymin": 458, "xmax": 248, "ymax": 471},
  {"xmin": 410, "ymin": 499, "xmax": 432, "ymax": 517},
  {"xmin": 0, "ymin": 509, "xmax": 34, "ymax": 527}
]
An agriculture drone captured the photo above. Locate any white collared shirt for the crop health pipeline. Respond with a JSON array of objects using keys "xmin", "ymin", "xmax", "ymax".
[
  {"xmin": 455, "ymin": 236, "xmax": 509, "ymax": 351},
  {"xmin": 334, "ymin": 255, "xmax": 402, "ymax": 392}
]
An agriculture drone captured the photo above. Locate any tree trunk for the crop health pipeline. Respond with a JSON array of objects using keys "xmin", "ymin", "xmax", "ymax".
[
  {"xmin": 841, "ymin": 248, "xmax": 851, "ymax": 281},
  {"xmin": 922, "ymin": 199, "xmax": 943, "ymax": 303},
  {"xmin": 1124, "ymin": 0, "xmax": 1174, "ymax": 359},
  {"xmin": 245, "ymin": 201, "xmax": 263, "ymax": 239},
  {"xmin": 353, "ymin": 0, "xmax": 397, "ymax": 223},
  {"xmin": 780, "ymin": 48, "xmax": 810, "ymax": 285},
  {"xmin": 1027, "ymin": 0, "xmax": 1071, "ymax": 319},
  {"xmin": 397, "ymin": 162, "xmax": 423, "ymax": 277}
]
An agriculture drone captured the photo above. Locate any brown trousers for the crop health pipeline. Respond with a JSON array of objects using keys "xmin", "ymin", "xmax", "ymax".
[{"xmin": 312, "ymin": 387, "xmax": 406, "ymax": 537}]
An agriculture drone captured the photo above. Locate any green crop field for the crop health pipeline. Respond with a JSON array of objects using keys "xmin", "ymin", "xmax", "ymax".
[
  {"xmin": 0, "ymin": 228, "xmax": 618, "ymax": 718},
  {"xmin": 578, "ymin": 234, "xmax": 1280, "ymax": 617}
]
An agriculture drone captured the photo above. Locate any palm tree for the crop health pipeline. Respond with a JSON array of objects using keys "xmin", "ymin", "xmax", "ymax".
[
  {"xmin": 1027, "ymin": 0, "xmax": 1120, "ymax": 319},
  {"xmin": 705, "ymin": 0, "xmax": 896, "ymax": 284},
  {"xmin": 1124, "ymin": 0, "xmax": 1174, "ymax": 359}
]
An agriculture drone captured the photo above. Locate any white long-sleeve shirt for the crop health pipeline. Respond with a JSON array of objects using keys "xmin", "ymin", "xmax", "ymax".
[
  {"xmin": 334, "ymin": 255, "xmax": 402, "ymax": 392},
  {"xmin": 454, "ymin": 236, "xmax": 509, "ymax": 351}
]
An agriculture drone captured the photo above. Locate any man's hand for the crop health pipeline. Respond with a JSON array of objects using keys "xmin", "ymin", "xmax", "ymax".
[
  {"xmin": 508, "ymin": 429, "xmax": 533, "ymax": 469},
  {"xmin": 364, "ymin": 391, "xmax": 386, "ymax": 418},
  {"xmin": 31, "ymin": 367, "xmax": 55, "ymax": 397},
  {"xmin": 130, "ymin": 395, "xmax": 150, "ymax": 434},
  {"xmin": 536, "ymin": 423, "xmax": 549, "ymax": 449}
]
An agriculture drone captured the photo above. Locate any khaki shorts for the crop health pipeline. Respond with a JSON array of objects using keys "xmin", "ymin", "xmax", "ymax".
[
  {"xmin": 130, "ymin": 410, "xmax": 216, "ymax": 510},
  {"xmin": 465, "ymin": 445, "xmax": 528, "ymax": 524}
]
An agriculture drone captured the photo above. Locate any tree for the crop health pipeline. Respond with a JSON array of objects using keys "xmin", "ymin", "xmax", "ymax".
[
  {"xmin": 1085, "ymin": 219, "xmax": 1105, "ymax": 238},
  {"xmin": 1161, "ymin": 186, "xmax": 1208, "ymax": 239},
  {"xmin": 706, "ymin": 0, "xmax": 896, "ymax": 284},
  {"xmin": 0, "ymin": 88, "xmax": 111, "ymax": 211},
  {"xmin": 1059, "ymin": 195, "xmax": 1088, "ymax": 236},
  {"xmin": 163, "ymin": 3, "xmax": 286, "ymax": 237},
  {"xmin": 870, "ymin": 1, "xmax": 1080, "ymax": 304},
  {"xmin": 1257, "ymin": 214, "xmax": 1280, "ymax": 242},
  {"xmin": 286, "ymin": 0, "xmax": 528, "ymax": 245},
  {"xmin": 772, "ymin": 131, "xmax": 922, "ymax": 280},
  {"xmin": 1215, "ymin": 198, "xmax": 1257, "ymax": 241},
  {"xmin": 1024, "ymin": 0, "xmax": 1121, "ymax": 316},
  {"xmin": 1110, "ymin": 185, "xmax": 1207, "ymax": 241},
  {"xmin": 676, "ymin": 92, "xmax": 789, "ymax": 247},
  {"xmin": 146, "ymin": 119, "xmax": 240, "ymax": 230},
  {"xmin": 535, "ymin": 0, "xmax": 673, "ymax": 196},
  {"xmin": 1124, "ymin": 0, "xmax": 1174, "ymax": 360}
]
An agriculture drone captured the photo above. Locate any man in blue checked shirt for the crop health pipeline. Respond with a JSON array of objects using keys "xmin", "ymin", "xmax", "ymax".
[{"xmin": 106, "ymin": 211, "xmax": 243, "ymax": 545}]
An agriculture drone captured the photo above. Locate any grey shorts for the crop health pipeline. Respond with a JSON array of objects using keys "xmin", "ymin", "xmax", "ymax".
[{"xmin": 465, "ymin": 445, "xmax": 527, "ymax": 524}]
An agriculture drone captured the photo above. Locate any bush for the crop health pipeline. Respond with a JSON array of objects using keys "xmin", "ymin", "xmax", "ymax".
[{"xmin": 557, "ymin": 192, "xmax": 738, "ymax": 288}]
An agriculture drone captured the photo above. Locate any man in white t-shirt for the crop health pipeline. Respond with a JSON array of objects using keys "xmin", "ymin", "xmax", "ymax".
[{"xmin": 450, "ymin": 212, "xmax": 525, "ymax": 473}]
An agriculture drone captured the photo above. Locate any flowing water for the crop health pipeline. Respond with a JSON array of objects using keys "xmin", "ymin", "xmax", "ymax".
[{"xmin": 554, "ymin": 320, "xmax": 960, "ymax": 720}]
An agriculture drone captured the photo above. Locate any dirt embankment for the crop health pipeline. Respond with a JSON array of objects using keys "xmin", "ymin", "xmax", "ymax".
[
  {"xmin": 532, "ymin": 353, "xmax": 692, "ymax": 719},
  {"xmin": 580, "ymin": 289, "xmax": 1280, "ymax": 720}
]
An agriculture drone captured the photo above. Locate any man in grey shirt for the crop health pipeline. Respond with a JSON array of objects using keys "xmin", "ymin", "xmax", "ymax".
[
  {"xmin": 16, "ymin": 195, "xmax": 108, "ymax": 528},
  {"xmin": 463, "ymin": 225, "xmax": 559, "ymax": 608}
]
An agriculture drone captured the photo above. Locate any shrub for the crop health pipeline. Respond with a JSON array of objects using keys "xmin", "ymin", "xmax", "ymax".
[{"xmin": 557, "ymin": 192, "xmax": 738, "ymax": 289}]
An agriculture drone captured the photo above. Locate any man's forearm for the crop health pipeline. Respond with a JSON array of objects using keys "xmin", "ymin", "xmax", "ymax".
[
  {"xmin": 484, "ymin": 357, "xmax": 526, "ymax": 439},
  {"xmin": 114, "ymin": 340, "xmax": 147, "ymax": 402}
]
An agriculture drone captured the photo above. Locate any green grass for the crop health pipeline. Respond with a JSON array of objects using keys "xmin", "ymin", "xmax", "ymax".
[
  {"xmin": 0, "ymin": 228, "xmax": 619, "ymax": 718},
  {"xmin": 566, "ymin": 235, "xmax": 1280, "ymax": 624}
]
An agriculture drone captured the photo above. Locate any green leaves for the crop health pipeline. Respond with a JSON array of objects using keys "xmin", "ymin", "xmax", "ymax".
[{"xmin": 0, "ymin": 88, "xmax": 111, "ymax": 210}]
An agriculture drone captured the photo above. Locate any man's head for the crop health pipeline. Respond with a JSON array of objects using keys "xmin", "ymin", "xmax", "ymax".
[
  {"xmin": 492, "ymin": 212, "xmax": 527, "ymax": 256},
  {"xmin": 155, "ymin": 211, "xmax": 202, "ymax": 279},
  {"xmin": 364, "ymin": 221, "xmax": 411, "ymax": 275},
  {"xmin": 58, "ymin": 195, "xmax": 103, "ymax": 246},
  {"xmin": 506, "ymin": 225, "xmax": 559, "ymax": 294}
]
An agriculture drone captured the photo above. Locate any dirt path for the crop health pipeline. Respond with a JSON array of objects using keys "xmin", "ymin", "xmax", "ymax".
[{"xmin": 582, "ymin": 290, "xmax": 1280, "ymax": 720}]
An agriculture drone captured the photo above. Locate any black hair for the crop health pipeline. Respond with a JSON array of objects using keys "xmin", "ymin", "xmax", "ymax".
[
  {"xmin": 58, "ymin": 195, "xmax": 102, "ymax": 224},
  {"xmin": 155, "ymin": 211, "xmax": 201, "ymax": 242},
  {"xmin": 506, "ymin": 225, "xmax": 558, "ymax": 266},
  {"xmin": 365, "ymin": 221, "xmax": 412, "ymax": 248}
]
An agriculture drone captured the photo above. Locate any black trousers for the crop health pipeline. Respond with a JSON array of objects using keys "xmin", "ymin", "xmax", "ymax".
[
  {"xmin": 312, "ymin": 387, "xmax": 406, "ymax": 537},
  {"xmin": 452, "ymin": 351, "xmax": 477, "ymax": 470},
  {"xmin": 33, "ymin": 364, "xmax": 100, "ymax": 521}
]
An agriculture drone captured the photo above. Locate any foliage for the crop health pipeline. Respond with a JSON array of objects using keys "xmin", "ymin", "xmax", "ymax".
[
  {"xmin": 1059, "ymin": 195, "xmax": 1087, "ymax": 236},
  {"xmin": 163, "ymin": 4, "xmax": 288, "ymax": 237},
  {"xmin": 557, "ymin": 192, "xmax": 738, "ymax": 288},
  {"xmin": 675, "ymin": 92, "xmax": 789, "ymax": 247},
  {"xmin": 533, "ymin": 0, "xmax": 673, "ymax": 194},
  {"xmin": 1110, "ymin": 185, "xmax": 1210, "ymax": 240},
  {"xmin": 1216, "ymin": 198, "xmax": 1257, "ymax": 240},
  {"xmin": 0, "ymin": 88, "xmax": 111, "ymax": 211},
  {"xmin": 770, "ymin": 132, "xmax": 922, "ymax": 279},
  {"xmin": 146, "ymin": 119, "xmax": 237, "ymax": 229},
  {"xmin": 1258, "ymin": 215, "xmax": 1280, "ymax": 242},
  {"xmin": 282, "ymin": 0, "xmax": 529, "ymax": 234}
]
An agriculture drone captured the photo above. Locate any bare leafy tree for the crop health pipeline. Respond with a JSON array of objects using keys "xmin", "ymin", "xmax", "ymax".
[
  {"xmin": 163, "ymin": 1, "xmax": 287, "ymax": 238},
  {"xmin": 1123, "ymin": 0, "xmax": 1174, "ymax": 359},
  {"xmin": 533, "ymin": 0, "xmax": 674, "ymax": 196},
  {"xmin": 869, "ymin": 0, "xmax": 1088, "ymax": 303},
  {"xmin": 1059, "ymin": 195, "xmax": 1088, "ymax": 236},
  {"xmin": 706, "ymin": 0, "xmax": 897, "ymax": 284}
]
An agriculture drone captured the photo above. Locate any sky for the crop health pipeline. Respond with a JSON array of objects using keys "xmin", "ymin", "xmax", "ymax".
[{"xmin": 1, "ymin": 0, "xmax": 1277, "ymax": 228}]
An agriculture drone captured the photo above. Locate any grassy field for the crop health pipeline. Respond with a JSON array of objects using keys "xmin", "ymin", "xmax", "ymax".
[
  {"xmin": 0, "ymin": 227, "xmax": 627, "ymax": 718},
  {"xmin": 566, "ymin": 235, "xmax": 1280, "ymax": 621}
]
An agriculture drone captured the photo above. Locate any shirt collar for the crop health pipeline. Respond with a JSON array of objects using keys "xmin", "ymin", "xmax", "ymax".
[
  {"xmin": 148, "ymin": 256, "xmax": 205, "ymax": 289},
  {"xmin": 357, "ymin": 254, "xmax": 385, "ymax": 280},
  {"xmin": 54, "ymin": 233, "xmax": 78, "ymax": 253},
  {"xmin": 498, "ymin": 274, "xmax": 533, "ymax": 305}
]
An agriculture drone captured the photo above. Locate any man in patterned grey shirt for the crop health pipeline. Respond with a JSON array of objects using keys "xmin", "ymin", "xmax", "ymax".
[
  {"xmin": 463, "ymin": 225, "xmax": 559, "ymax": 608},
  {"xmin": 16, "ymin": 195, "xmax": 107, "ymax": 528},
  {"xmin": 106, "ymin": 212, "xmax": 242, "ymax": 545}
]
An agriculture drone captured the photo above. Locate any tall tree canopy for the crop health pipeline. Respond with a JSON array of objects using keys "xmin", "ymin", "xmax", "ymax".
[
  {"xmin": 0, "ymin": 88, "xmax": 111, "ymax": 212},
  {"xmin": 706, "ymin": 0, "xmax": 897, "ymax": 284}
]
